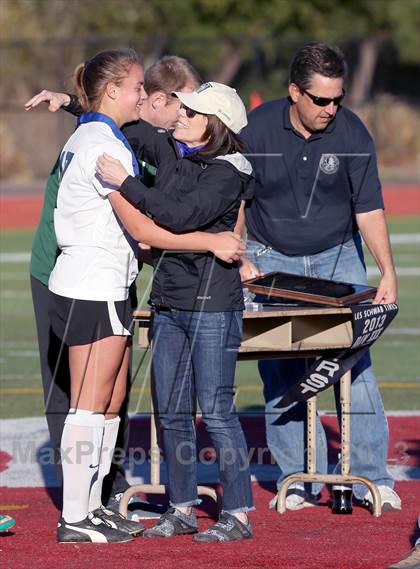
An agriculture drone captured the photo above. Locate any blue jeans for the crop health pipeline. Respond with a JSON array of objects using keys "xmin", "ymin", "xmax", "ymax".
[
  {"xmin": 152, "ymin": 309, "xmax": 254, "ymax": 513},
  {"xmin": 246, "ymin": 235, "xmax": 393, "ymax": 499}
]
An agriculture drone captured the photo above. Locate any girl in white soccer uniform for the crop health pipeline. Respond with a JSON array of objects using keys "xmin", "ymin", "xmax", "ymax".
[{"xmin": 51, "ymin": 49, "xmax": 244, "ymax": 544}]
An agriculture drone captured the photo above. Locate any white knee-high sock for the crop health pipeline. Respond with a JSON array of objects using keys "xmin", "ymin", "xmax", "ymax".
[
  {"xmin": 61, "ymin": 408, "xmax": 105, "ymax": 523},
  {"xmin": 89, "ymin": 416, "xmax": 121, "ymax": 512}
]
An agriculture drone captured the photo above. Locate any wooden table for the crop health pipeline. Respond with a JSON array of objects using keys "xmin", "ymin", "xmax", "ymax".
[{"xmin": 119, "ymin": 306, "xmax": 381, "ymax": 517}]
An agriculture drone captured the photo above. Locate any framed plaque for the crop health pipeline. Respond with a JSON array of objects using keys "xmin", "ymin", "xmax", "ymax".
[{"xmin": 243, "ymin": 271, "xmax": 377, "ymax": 307}]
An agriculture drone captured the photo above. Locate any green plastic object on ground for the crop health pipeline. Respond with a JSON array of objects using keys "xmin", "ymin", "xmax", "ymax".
[{"xmin": 0, "ymin": 514, "xmax": 15, "ymax": 532}]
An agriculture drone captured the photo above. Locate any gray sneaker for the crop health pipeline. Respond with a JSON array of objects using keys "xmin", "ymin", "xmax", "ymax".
[
  {"xmin": 142, "ymin": 507, "xmax": 198, "ymax": 538},
  {"xmin": 193, "ymin": 511, "xmax": 253, "ymax": 542}
]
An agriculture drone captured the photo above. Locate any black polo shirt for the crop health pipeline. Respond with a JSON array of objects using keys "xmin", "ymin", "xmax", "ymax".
[{"xmin": 241, "ymin": 98, "xmax": 384, "ymax": 256}]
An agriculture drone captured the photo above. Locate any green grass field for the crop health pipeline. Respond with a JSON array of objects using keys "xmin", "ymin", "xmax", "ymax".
[{"xmin": 1, "ymin": 217, "xmax": 419, "ymax": 419}]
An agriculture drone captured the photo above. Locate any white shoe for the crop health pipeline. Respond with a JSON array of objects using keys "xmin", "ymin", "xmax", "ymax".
[
  {"xmin": 269, "ymin": 484, "xmax": 318, "ymax": 510},
  {"xmin": 363, "ymin": 485, "xmax": 402, "ymax": 511}
]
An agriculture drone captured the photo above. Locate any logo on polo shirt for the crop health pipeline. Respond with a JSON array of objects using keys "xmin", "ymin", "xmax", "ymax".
[{"xmin": 320, "ymin": 154, "xmax": 339, "ymax": 175}]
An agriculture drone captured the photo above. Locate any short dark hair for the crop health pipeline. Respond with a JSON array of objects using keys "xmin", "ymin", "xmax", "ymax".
[
  {"xmin": 199, "ymin": 114, "xmax": 244, "ymax": 157},
  {"xmin": 289, "ymin": 42, "xmax": 347, "ymax": 90},
  {"xmin": 144, "ymin": 55, "xmax": 202, "ymax": 97}
]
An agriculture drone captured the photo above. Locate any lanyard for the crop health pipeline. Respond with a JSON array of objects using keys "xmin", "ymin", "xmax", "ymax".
[{"xmin": 77, "ymin": 112, "xmax": 139, "ymax": 176}]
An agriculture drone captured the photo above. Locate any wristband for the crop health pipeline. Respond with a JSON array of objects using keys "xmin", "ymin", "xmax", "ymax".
[
  {"xmin": 67, "ymin": 93, "xmax": 79, "ymax": 107},
  {"xmin": 64, "ymin": 93, "xmax": 83, "ymax": 116}
]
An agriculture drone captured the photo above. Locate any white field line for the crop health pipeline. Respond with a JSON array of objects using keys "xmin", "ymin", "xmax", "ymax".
[
  {"xmin": 384, "ymin": 328, "xmax": 420, "ymax": 335},
  {"xmin": 7, "ymin": 350, "xmax": 39, "ymax": 357},
  {"xmin": 2, "ymin": 262, "xmax": 419, "ymax": 279},
  {"xmin": 1, "ymin": 272, "xmax": 28, "ymax": 280},
  {"xmin": 0, "ymin": 252, "xmax": 30, "ymax": 263},
  {"xmin": 0, "ymin": 233, "xmax": 419, "ymax": 264},
  {"xmin": 390, "ymin": 234, "xmax": 420, "ymax": 244},
  {"xmin": 367, "ymin": 267, "xmax": 419, "ymax": 277},
  {"xmin": 0, "ymin": 291, "xmax": 31, "ymax": 299},
  {"xmin": 0, "ymin": 374, "xmax": 41, "ymax": 380}
]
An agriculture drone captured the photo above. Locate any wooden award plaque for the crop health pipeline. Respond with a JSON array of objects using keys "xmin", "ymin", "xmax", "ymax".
[{"xmin": 243, "ymin": 271, "xmax": 377, "ymax": 307}]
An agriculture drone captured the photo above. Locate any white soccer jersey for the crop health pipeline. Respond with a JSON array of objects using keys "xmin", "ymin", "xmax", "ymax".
[{"xmin": 48, "ymin": 121, "xmax": 138, "ymax": 301}]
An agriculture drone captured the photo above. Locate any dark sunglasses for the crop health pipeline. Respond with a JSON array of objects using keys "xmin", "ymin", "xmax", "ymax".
[
  {"xmin": 301, "ymin": 88, "xmax": 345, "ymax": 107},
  {"xmin": 180, "ymin": 102, "xmax": 201, "ymax": 118}
]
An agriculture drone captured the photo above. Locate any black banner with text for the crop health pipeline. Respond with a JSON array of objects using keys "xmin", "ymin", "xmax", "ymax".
[{"xmin": 275, "ymin": 303, "xmax": 399, "ymax": 412}]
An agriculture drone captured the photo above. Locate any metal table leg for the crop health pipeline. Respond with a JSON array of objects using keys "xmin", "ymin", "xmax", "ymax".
[
  {"xmin": 119, "ymin": 392, "xmax": 217, "ymax": 518},
  {"xmin": 277, "ymin": 370, "xmax": 382, "ymax": 516},
  {"xmin": 307, "ymin": 395, "xmax": 317, "ymax": 475}
]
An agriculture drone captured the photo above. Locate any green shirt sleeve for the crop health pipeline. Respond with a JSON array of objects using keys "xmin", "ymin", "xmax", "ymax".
[{"xmin": 30, "ymin": 156, "xmax": 61, "ymax": 285}]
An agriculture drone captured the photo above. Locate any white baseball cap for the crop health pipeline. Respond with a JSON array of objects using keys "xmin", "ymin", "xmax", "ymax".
[{"xmin": 173, "ymin": 82, "xmax": 248, "ymax": 134}]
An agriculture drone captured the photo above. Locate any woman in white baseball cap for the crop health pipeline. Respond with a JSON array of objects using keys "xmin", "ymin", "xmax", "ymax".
[
  {"xmin": 95, "ymin": 81, "xmax": 255, "ymax": 542},
  {"xmin": 174, "ymin": 81, "xmax": 248, "ymax": 134}
]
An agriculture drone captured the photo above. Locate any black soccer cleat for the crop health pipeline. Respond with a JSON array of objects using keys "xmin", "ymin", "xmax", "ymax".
[
  {"xmin": 57, "ymin": 515, "xmax": 134, "ymax": 543},
  {"xmin": 90, "ymin": 506, "xmax": 145, "ymax": 536}
]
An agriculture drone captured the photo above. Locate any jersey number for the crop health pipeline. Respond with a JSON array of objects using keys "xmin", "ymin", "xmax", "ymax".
[{"xmin": 59, "ymin": 151, "xmax": 74, "ymax": 183}]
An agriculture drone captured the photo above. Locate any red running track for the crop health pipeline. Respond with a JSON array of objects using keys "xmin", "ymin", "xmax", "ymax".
[
  {"xmin": 0, "ymin": 483, "xmax": 418, "ymax": 569},
  {"xmin": 1, "ymin": 415, "xmax": 419, "ymax": 568},
  {"xmin": 0, "ymin": 185, "xmax": 418, "ymax": 229}
]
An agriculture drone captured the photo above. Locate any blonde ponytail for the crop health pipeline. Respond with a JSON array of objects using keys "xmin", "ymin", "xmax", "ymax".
[{"xmin": 73, "ymin": 63, "xmax": 89, "ymax": 112}]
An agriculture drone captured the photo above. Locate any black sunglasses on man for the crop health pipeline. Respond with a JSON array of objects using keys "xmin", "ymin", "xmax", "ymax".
[{"xmin": 300, "ymin": 88, "xmax": 345, "ymax": 107}]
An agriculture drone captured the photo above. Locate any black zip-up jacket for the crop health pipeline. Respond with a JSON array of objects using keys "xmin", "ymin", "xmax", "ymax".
[{"xmin": 121, "ymin": 120, "xmax": 253, "ymax": 311}]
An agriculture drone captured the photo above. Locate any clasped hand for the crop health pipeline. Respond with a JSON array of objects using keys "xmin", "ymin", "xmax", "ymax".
[{"xmin": 96, "ymin": 153, "xmax": 129, "ymax": 187}]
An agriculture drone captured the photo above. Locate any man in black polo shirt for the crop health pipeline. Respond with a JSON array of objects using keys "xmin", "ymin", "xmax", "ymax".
[{"xmin": 240, "ymin": 43, "xmax": 400, "ymax": 511}]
